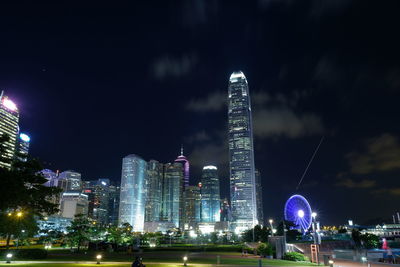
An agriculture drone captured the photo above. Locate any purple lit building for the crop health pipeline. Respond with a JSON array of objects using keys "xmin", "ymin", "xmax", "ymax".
[{"xmin": 174, "ymin": 146, "xmax": 189, "ymax": 188}]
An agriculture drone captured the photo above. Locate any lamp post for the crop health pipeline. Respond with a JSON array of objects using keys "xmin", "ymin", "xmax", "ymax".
[
  {"xmin": 183, "ymin": 256, "xmax": 188, "ymax": 266},
  {"xmin": 269, "ymin": 219, "xmax": 274, "ymax": 236},
  {"xmin": 312, "ymin": 212, "xmax": 319, "ymax": 265},
  {"xmin": 96, "ymin": 254, "xmax": 102, "ymax": 264},
  {"xmin": 6, "ymin": 253, "xmax": 12, "ymax": 264}
]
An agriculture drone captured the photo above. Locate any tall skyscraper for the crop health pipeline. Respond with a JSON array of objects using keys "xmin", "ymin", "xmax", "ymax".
[
  {"xmin": 200, "ymin": 165, "xmax": 221, "ymax": 223},
  {"xmin": 174, "ymin": 146, "xmax": 189, "ymax": 188},
  {"xmin": 183, "ymin": 185, "xmax": 201, "ymax": 230},
  {"xmin": 108, "ymin": 183, "xmax": 120, "ymax": 226},
  {"xmin": 161, "ymin": 162, "xmax": 183, "ymax": 228},
  {"xmin": 118, "ymin": 154, "xmax": 147, "ymax": 232},
  {"xmin": 83, "ymin": 179, "xmax": 111, "ymax": 225},
  {"xmin": 228, "ymin": 71, "xmax": 258, "ymax": 231},
  {"xmin": 255, "ymin": 169, "xmax": 264, "ymax": 226},
  {"xmin": 145, "ymin": 160, "xmax": 163, "ymax": 222},
  {"xmin": 0, "ymin": 92, "xmax": 19, "ymax": 169},
  {"xmin": 16, "ymin": 133, "xmax": 30, "ymax": 161}
]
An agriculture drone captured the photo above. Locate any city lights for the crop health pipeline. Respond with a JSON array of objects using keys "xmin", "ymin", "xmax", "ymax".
[
  {"xmin": 2, "ymin": 98, "xmax": 17, "ymax": 111},
  {"xmin": 96, "ymin": 254, "xmax": 102, "ymax": 264}
]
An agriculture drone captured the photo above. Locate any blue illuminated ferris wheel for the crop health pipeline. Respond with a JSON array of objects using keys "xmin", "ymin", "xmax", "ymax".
[{"xmin": 284, "ymin": 194, "xmax": 312, "ymax": 232}]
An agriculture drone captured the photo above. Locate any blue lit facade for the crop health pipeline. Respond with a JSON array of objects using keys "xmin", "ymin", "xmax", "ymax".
[
  {"xmin": 145, "ymin": 160, "xmax": 163, "ymax": 222},
  {"xmin": 161, "ymin": 162, "xmax": 183, "ymax": 228},
  {"xmin": 228, "ymin": 71, "xmax": 258, "ymax": 231},
  {"xmin": 200, "ymin": 166, "xmax": 221, "ymax": 222},
  {"xmin": 17, "ymin": 133, "xmax": 30, "ymax": 161},
  {"xmin": 118, "ymin": 154, "xmax": 147, "ymax": 232}
]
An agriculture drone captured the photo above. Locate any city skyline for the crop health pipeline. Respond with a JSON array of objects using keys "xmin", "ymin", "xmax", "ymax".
[{"xmin": 1, "ymin": 2, "xmax": 400, "ymax": 225}]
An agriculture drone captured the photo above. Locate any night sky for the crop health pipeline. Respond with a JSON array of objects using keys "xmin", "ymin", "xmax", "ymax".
[{"xmin": 1, "ymin": 1, "xmax": 400, "ymax": 225}]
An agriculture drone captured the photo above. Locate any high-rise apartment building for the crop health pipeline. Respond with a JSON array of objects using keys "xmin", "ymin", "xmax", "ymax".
[
  {"xmin": 200, "ymin": 166, "xmax": 221, "ymax": 223},
  {"xmin": 228, "ymin": 71, "xmax": 259, "ymax": 231},
  {"xmin": 161, "ymin": 162, "xmax": 183, "ymax": 228},
  {"xmin": 0, "ymin": 92, "xmax": 19, "ymax": 169},
  {"xmin": 118, "ymin": 154, "xmax": 147, "ymax": 232},
  {"xmin": 145, "ymin": 160, "xmax": 163, "ymax": 222}
]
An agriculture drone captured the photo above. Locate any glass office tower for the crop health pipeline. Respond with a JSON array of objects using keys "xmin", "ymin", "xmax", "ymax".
[
  {"xmin": 118, "ymin": 154, "xmax": 147, "ymax": 232},
  {"xmin": 228, "ymin": 71, "xmax": 258, "ymax": 231},
  {"xmin": 0, "ymin": 92, "xmax": 19, "ymax": 169},
  {"xmin": 145, "ymin": 160, "xmax": 163, "ymax": 222},
  {"xmin": 255, "ymin": 169, "xmax": 264, "ymax": 226},
  {"xmin": 161, "ymin": 162, "xmax": 183, "ymax": 228},
  {"xmin": 200, "ymin": 166, "xmax": 221, "ymax": 222}
]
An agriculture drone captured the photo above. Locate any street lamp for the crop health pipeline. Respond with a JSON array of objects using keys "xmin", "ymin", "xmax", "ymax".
[
  {"xmin": 183, "ymin": 256, "xmax": 188, "ymax": 266},
  {"xmin": 96, "ymin": 254, "xmax": 102, "ymax": 264},
  {"xmin": 269, "ymin": 219, "xmax": 274, "ymax": 236},
  {"xmin": 311, "ymin": 212, "xmax": 319, "ymax": 265},
  {"xmin": 6, "ymin": 253, "xmax": 12, "ymax": 263}
]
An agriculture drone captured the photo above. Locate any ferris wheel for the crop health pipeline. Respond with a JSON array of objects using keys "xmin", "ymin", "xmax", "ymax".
[{"xmin": 284, "ymin": 194, "xmax": 313, "ymax": 232}]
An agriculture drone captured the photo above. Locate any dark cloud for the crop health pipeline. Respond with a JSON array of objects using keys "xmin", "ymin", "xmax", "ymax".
[
  {"xmin": 252, "ymin": 92, "xmax": 324, "ymax": 139},
  {"xmin": 346, "ymin": 134, "xmax": 400, "ymax": 174},
  {"xmin": 186, "ymin": 91, "xmax": 226, "ymax": 112},
  {"xmin": 336, "ymin": 178, "xmax": 376, "ymax": 189},
  {"xmin": 373, "ymin": 187, "xmax": 400, "ymax": 196},
  {"xmin": 152, "ymin": 54, "xmax": 197, "ymax": 80},
  {"xmin": 184, "ymin": 131, "xmax": 212, "ymax": 143}
]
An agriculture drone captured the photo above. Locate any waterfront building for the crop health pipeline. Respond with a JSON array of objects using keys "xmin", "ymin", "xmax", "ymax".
[
  {"xmin": 200, "ymin": 165, "xmax": 221, "ymax": 223},
  {"xmin": 228, "ymin": 71, "xmax": 258, "ymax": 231},
  {"xmin": 174, "ymin": 146, "xmax": 189, "ymax": 188},
  {"xmin": 118, "ymin": 154, "xmax": 147, "ymax": 232}
]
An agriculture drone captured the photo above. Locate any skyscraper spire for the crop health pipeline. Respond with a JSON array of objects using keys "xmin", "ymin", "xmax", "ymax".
[{"xmin": 181, "ymin": 144, "xmax": 184, "ymax": 156}]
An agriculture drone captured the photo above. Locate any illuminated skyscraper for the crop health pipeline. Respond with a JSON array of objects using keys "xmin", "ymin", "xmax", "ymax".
[
  {"xmin": 145, "ymin": 160, "xmax": 163, "ymax": 222},
  {"xmin": 17, "ymin": 133, "xmax": 30, "ymax": 161},
  {"xmin": 58, "ymin": 170, "xmax": 82, "ymax": 191},
  {"xmin": 0, "ymin": 92, "xmax": 19, "ymax": 169},
  {"xmin": 161, "ymin": 162, "xmax": 183, "ymax": 228},
  {"xmin": 174, "ymin": 146, "xmax": 189, "ymax": 188},
  {"xmin": 255, "ymin": 169, "xmax": 264, "ymax": 225},
  {"xmin": 200, "ymin": 166, "xmax": 221, "ymax": 222},
  {"xmin": 228, "ymin": 71, "xmax": 258, "ymax": 231},
  {"xmin": 118, "ymin": 154, "xmax": 147, "ymax": 232},
  {"xmin": 183, "ymin": 185, "xmax": 201, "ymax": 229}
]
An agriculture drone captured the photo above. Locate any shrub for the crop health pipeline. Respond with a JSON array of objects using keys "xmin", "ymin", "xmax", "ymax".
[
  {"xmin": 0, "ymin": 249, "xmax": 48, "ymax": 260},
  {"xmin": 257, "ymin": 243, "xmax": 273, "ymax": 256},
  {"xmin": 283, "ymin": 252, "xmax": 309, "ymax": 262}
]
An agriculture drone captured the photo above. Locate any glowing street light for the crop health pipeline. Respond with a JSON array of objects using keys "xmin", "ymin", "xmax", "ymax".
[
  {"xmin": 96, "ymin": 254, "xmax": 102, "ymax": 264},
  {"xmin": 312, "ymin": 212, "xmax": 317, "ymax": 219},
  {"xmin": 183, "ymin": 256, "xmax": 188, "ymax": 266},
  {"xmin": 16, "ymin": 211, "xmax": 23, "ymax": 217},
  {"xmin": 6, "ymin": 253, "xmax": 12, "ymax": 263},
  {"xmin": 269, "ymin": 219, "xmax": 274, "ymax": 236}
]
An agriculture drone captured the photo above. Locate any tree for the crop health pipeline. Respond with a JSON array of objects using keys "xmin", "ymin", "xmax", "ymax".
[
  {"xmin": 242, "ymin": 225, "xmax": 271, "ymax": 242},
  {"xmin": 276, "ymin": 221, "xmax": 301, "ymax": 242},
  {"xmin": 0, "ymin": 135, "xmax": 62, "ymax": 249},
  {"xmin": 66, "ymin": 215, "xmax": 91, "ymax": 252},
  {"xmin": 360, "ymin": 233, "xmax": 379, "ymax": 249},
  {"xmin": 257, "ymin": 243, "xmax": 273, "ymax": 257},
  {"xmin": 351, "ymin": 229, "xmax": 362, "ymax": 248}
]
